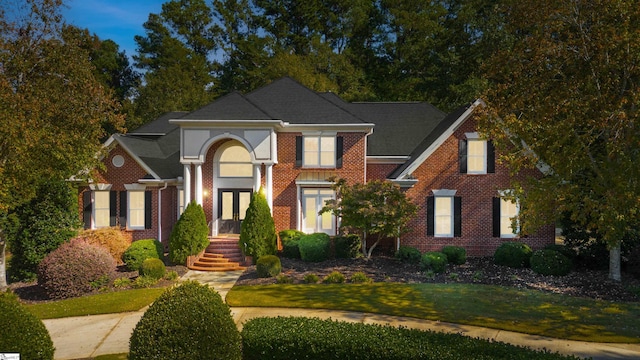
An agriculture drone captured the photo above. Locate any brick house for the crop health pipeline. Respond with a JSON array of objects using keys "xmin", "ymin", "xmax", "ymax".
[{"xmin": 77, "ymin": 77, "xmax": 553, "ymax": 258}]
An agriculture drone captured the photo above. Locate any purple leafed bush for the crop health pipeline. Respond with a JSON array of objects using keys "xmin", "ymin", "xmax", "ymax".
[{"xmin": 38, "ymin": 239, "xmax": 116, "ymax": 299}]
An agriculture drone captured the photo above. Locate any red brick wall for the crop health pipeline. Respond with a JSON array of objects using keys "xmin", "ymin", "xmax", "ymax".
[
  {"xmin": 398, "ymin": 117, "xmax": 555, "ymax": 256},
  {"xmin": 77, "ymin": 145, "xmax": 179, "ymax": 247},
  {"xmin": 366, "ymin": 163, "xmax": 401, "ymax": 181},
  {"xmin": 272, "ymin": 132, "xmax": 368, "ymax": 232}
]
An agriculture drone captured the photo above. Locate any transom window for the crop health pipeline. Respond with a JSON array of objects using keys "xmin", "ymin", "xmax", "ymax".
[
  {"xmin": 218, "ymin": 142, "xmax": 253, "ymax": 177},
  {"xmin": 304, "ymin": 135, "xmax": 335, "ymax": 168},
  {"xmin": 93, "ymin": 191, "xmax": 110, "ymax": 228},
  {"xmin": 128, "ymin": 191, "xmax": 145, "ymax": 229}
]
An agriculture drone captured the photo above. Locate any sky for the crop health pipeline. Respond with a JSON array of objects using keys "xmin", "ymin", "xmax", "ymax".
[{"xmin": 62, "ymin": 0, "xmax": 166, "ymax": 58}]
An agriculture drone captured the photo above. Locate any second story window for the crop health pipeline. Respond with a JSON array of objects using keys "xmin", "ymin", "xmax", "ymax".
[{"xmin": 296, "ymin": 134, "xmax": 343, "ymax": 168}]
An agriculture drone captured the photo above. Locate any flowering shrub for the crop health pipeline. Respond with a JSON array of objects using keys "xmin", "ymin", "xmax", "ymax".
[
  {"xmin": 38, "ymin": 240, "xmax": 116, "ymax": 299},
  {"xmin": 74, "ymin": 227, "xmax": 130, "ymax": 265}
]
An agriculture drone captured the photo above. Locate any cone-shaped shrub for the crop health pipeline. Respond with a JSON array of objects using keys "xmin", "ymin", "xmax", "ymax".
[
  {"xmin": 239, "ymin": 188, "xmax": 276, "ymax": 262},
  {"xmin": 169, "ymin": 201, "xmax": 209, "ymax": 265},
  {"xmin": 0, "ymin": 291, "xmax": 54, "ymax": 359},
  {"xmin": 129, "ymin": 281, "xmax": 242, "ymax": 360}
]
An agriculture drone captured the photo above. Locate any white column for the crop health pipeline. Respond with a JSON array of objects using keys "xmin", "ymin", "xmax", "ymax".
[
  {"xmin": 183, "ymin": 164, "xmax": 191, "ymax": 206},
  {"xmin": 254, "ymin": 164, "xmax": 262, "ymax": 192},
  {"xmin": 266, "ymin": 164, "xmax": 273, "ymax": 212},
  {"xmin": 195, "ymin": 163, "xmax": 203, "ymax": 206}
]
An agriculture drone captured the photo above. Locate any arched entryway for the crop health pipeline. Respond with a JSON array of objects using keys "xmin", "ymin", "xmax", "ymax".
[{"xmin": 213, "ymin": 140, "xmax": 254, "ymax": 235}]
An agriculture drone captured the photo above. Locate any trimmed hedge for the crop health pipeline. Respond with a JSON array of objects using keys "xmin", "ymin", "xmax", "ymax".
[
  {"xmin": 279, "ymin": 229, "xmax": 304, "ymax": 259},
  {"xmin": 122, "ymin": 239, "xmax": 164, "ymax": 271},
  {"xmin": 494, "ymin": 242, "xmax": 533, "ymax": 268},
  {"xmin": 141, "ymin": 258, "xmax": 166, "ymax": 280},
  {"xmin": 241, "ymin": 316, "xmax": 581, "ymax": 360},
  {"xmin": 420, "ymin": 251, "xmax": 448, "ymax": 273},
  {"xmin": 298, "ymin": 233, "xmax": 331, "ymax": 262},
  {"xmin": 0, "ymin": 291, "xmax": 55, "ymax": 359},
  {"xmin": 129, "ymin": 281, "xmax": 241, "ymax": 359},
  {"xmin": 334, "ymin": 234, "xmax": 361, "ymax": 259},
  {"xmin": 38, "ymin": 240, "xmax": 116, "ymax": 299},
  {"xmin": 530, "ymin": 250, "xmax": 572, "ymax": 276},
  {"xmin": 169, "ymin": 202, "xmax": 209, "ymax": 265},
  {"xmin": 441, "ymin": 246, "xmax": 466, "ymax": 265},
  {"xmin": 256, "ymin": 255, "xmax": 282, "ymax": 278},
  {"xmin": 395, "ymin": 245, "xmax": 421, "ymax": 264}
]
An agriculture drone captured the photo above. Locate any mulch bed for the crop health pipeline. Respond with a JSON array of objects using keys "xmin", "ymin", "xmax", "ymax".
[{"xmin": 236, "ymin": 256, "xmax": 640, "ymax": 303}]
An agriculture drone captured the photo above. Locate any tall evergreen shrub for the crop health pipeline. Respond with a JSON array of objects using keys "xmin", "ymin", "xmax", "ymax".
[
  {"xmin": 169, "ymin": 201, "xmax": 209, "ymax": 265},
  {"xmin": 239, "ymin": 188, "xmax": 276, "ymax": 262}
]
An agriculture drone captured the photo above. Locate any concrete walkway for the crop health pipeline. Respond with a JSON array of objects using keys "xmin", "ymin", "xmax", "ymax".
[{"xmin": 43, "ymin": 270, "xmax": 640, "ymax": 360}]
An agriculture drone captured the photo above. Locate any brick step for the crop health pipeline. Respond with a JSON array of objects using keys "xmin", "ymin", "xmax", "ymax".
[
  {"xmin": 187, "ymin": 236, "xmax": 248, "ymax": 271},
  {"xmin": 189, "ymin": 264, "xmax": 246, "ymax": 271}
]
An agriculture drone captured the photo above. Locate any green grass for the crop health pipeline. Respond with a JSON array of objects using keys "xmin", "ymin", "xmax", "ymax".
[
  {"xmin": 226, "ymin": 283, "xmax": 640, "ymax": 343},
  {"xmin": 26, "ymin": 288, "xmax": 166, "ymax": 319}
]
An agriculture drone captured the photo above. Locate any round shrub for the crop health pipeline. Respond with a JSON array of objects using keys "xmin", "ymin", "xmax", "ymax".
[
  {"xmin": 395, "ymin": 246, "xmax": 422, "ymax": 264},
  {"xmin": 530, "ymin": 249, "xmax": 572, "ymax": 276},
  {"xmin": 38, "ymin": 240, "xmax": 116, "ymax": 299},
  {"xmin": 129, "ymin": 281, "xmax": 242, "ymax": 360},
  {"xmin": 74, "ymin": 227, "xmax": 130, "ymax": 265},
  {"xmin": 0, "ymin": 291, "xmax": 54, "ymax": 359},
  {"xmin": 141, "ymin": 258, "xmax": 166, "ymax": 280},
  {"xmin": 256, "ymin": 255, "xmax": 282, "ymax": 278},
  {"xmin": 122, "ymin": 239, "xmax": 164, "ymax": 271},
  {"xmin": 169, "ymin": 201, "xmax": 209, "ymax": 265},
  {"xmin": 334, "ymin": 234, "xmax": 361, "ymax": 259},
  {"xmin": 420, "ymin": 252, "xmax": 448, "ymax": 273},
  {"xmin": 280, "ymin": 229, "xmax": 304, "ymax": 259},
  {"xmin": 442, "ymin": 246, "xmax": 466, "ymax": 265},
  {"xmin": 544, "ymin": 244, "xmax": 576, "ymax": 261},
  {"xmin": 494, "ymin": 242, "xmax": 533, "ymax": 268},
  {"xmin": 298, "ymin": 233, "xmax": 331, "ymax": 262},
  {"xmin": 323, "ymin": 271, "xmax": 346, "ymax": 284},
  {"xmin": 303, "ymin": 274, "xmax": 319, "ymax": 283}
]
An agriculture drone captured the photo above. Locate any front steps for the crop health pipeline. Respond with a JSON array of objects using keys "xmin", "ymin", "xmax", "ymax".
[{"xmin": 187, "ymin": 237, "xmax": 247, "ymax": 272}]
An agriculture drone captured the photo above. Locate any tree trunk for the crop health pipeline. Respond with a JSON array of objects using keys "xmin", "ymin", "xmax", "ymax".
[
  {"xmin": 0, "ymin": 239, "xmax": 7, "ymax": 289},
  {"xmin": 609, "ymin": 242, "xmax": 622, "ymax": 282},
  {"xmin": 361, "ymin": 231, "xmax": 367, "ymax": 258},
  {"xmin": 366, "ymin": 238, "xmax": 381, "ymax": 259}
]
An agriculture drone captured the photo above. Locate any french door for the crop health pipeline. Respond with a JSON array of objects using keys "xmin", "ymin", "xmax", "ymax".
[{"xmin": 218, "ymin": 189, "xmax": 252, "ymax": 234}]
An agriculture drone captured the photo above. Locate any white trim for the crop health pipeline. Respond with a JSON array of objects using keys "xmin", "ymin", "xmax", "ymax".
[
  {"xmin": 396, "ymin": 99, "xmax": 485, "ymax": 179},
  {"xmin": 464, "ymin": 132, "xmax": 481, "ymax": 139},
  {"xmin": 89, "ymin": 183, "xmax": 112, "ymax": 191},
  {"xmin": 124, "ymin": 184, "xmax": 147, "ymax": 191},
  {"xmin": 432, "ymin": 189, "xmax": 457, "ymax": 197}
]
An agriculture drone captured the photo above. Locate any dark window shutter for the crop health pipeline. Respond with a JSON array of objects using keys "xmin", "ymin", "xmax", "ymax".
[
  {"xmin": 427, "ymin": 196, "xmax": 434, "ymax": 236},
  {"xmin": 493, "ymin": 197, "xmax": 501, "ymax": 237},
  {"xmin": 454, "ymin": 196, "xmax": 462, "ymax": 237},
  {"xmin": 487, "ymin": 141, "xmax": 496, "ymax": 173},
  {"xmin": 119, "ymin": 191, "xmax": 127, "ymax": 228},
  {"xmin": 109, "ymin": 191, "xmax": 117, "ymax": 226},
  {"xmin": 459, "ymin": 139, "xmax": 467, "ymax": 173},
  {"xmin": 83, "ymin": 191, "xmax": 92, "ymax": 229},
  {"xmin": 145, "ymin": 191, "xmax": 152, "ymax": 229},
  {"xmin": 295, "ymin": 136, "xmax": 303, "ymax": 167},
  {"xmin": 336, "ymin": 136, "xmax": 343, "ymax": 168}
]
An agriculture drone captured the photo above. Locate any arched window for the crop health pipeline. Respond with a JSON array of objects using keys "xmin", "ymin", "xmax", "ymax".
[{"xmin": 218, "ymin": 141, "xmax": 253, "ymax": 177}]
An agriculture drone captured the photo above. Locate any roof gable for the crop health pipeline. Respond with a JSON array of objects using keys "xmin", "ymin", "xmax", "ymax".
[{"xmin": 182, "ymin": 91, "xmax": 272, "ymax": 120}]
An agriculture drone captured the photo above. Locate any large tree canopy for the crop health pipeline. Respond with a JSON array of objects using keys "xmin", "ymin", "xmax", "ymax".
[
  {"xmin": 0, "ymin": 0, "xmax": 124, "ymax": 287},
  {"xmin": 480, "ymin": 0, "xmax": 640, "ymax": 281}
]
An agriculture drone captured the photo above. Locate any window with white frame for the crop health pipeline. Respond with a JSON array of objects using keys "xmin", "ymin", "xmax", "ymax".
[
  {"xmin": 93, "ymin": 191, "xmax": 111, "ymax": 228},
  {"xmin": 301, "ymin": 188, "xmax": 335, "ymax": 235},
  {"xmin": 434, "ymin": 196, "xmax": 454, "ymax": 237},
  {"xmin": 467, "ymin": 139, "xmax": 487, "ymax": 174},
  {"xmin": 304, "ymin": 135, "xmax": 335, "ymax": 168},
  {"xmin": 128, "ymin": 191, "xmax": 145, "ymax": 229},
  {"xmin": 500, "ymin": 197, "xmax": 519, "ymax": 238}
]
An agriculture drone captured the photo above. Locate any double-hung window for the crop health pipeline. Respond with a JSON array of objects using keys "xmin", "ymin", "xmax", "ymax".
[
  {"xmin": 128, "ymin": 191, "xmax": 146, "ymax": 229},
  {"xmin": 93, "ymin": 191, "xmax": 111, "ymax": 228},
  {"xmin": 427, "ymin": 190, "xmax": 461, "ymax": 238},
  {"xmin": 493, "ymin": 193, "xmax": 520, "ymax": 238},
  {"xmin": 296, "ymin": 134, "xmax": 343, "ymax": 168},
  {"xmin": 459, "ymin": 133, "xmax": 495, "ymax": 174}
]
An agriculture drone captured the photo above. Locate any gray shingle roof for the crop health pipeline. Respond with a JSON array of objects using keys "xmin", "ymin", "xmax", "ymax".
[{"xmin": 116, "ymin": 77, "xmax": 460, "ymax": 180}]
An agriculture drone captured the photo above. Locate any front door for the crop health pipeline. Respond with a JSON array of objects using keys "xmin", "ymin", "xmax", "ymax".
[{"xmin": 218, "ymin": 189, "xmax": 252, "ymax": 234}]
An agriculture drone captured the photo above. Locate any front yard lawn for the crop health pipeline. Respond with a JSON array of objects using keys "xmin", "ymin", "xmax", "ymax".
[{"xmin": 226, "ymin": 282, "xmax": 640, "ymax": 343}]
